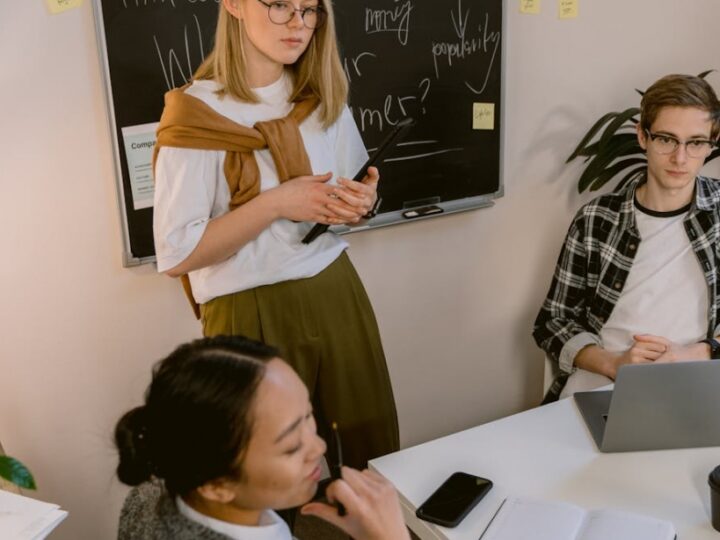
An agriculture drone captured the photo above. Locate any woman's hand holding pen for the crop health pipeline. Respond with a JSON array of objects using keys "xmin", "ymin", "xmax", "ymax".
[
  {"xmin": 327, "ymin": 166, "xmax": 380, "ymax": 223},
  {"xmin": 300, "ymin": 467, "xmax": 411, "ymax": 540}
]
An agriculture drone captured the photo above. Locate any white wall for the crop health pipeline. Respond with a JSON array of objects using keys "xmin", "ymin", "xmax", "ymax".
[{"xmin": 2, "ymin": 1, "xmax": 720, "ymax": 537}]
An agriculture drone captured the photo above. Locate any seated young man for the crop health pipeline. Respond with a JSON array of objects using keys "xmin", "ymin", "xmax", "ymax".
[{"xmin": 534, "ymin": 74, "xmax": 720, "ymax": 401}]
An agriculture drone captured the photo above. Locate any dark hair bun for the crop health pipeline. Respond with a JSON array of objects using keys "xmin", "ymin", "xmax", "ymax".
[
  {"xmin": 115, "ymin": 406, "xmax": 154, "ymax": 486},
  {"xmin": 113, "ymin": 336, "xmax": 277, "ymax": 495}
]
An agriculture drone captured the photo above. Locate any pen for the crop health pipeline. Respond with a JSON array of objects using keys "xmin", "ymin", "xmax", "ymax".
[{"xmin": 330, "ymin": 422, "xmax": 347, "ymax": 516}]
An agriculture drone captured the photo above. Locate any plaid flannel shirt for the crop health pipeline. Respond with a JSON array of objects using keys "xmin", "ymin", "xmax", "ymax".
[{"xmin": 533, "ymin": 175, "xmax": 720, "ymax": 381}]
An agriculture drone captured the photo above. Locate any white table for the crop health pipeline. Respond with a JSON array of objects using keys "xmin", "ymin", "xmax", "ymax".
[{"xmin": 370, "ymin": 396, "xmax": 720, "ymax": 539}]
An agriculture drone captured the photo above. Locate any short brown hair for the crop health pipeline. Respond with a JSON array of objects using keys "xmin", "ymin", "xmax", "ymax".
[{"xmin": 640, "ymin": 74, "xmax": 720, "ymax": 139}]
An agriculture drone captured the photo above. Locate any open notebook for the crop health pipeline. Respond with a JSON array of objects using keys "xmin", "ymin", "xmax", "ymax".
[
  {"xmin": 0, "ymin": 490, "xmax": 68, "ymax": 540},
  {"xmin": 480, "ymin": 498, "xmax": 675, "ymax": 540}
]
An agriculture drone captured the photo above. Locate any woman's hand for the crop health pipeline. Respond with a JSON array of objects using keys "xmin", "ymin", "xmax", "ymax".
[
  {"xmin": 300, "ymin": 466, "xmax": 410, "ymax": 540},
  {"xmin": 269, "ymin": 172, "xmax": 346, "ymax": 225},
  {"xmin": 326, "ymin": 166, "xmax": 380, "ymax": 224}
]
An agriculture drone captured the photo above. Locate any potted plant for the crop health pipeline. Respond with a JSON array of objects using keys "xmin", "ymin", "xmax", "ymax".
[{"xmin": 567, "ymin": 71, "xmax": 720, "ymax": 193}]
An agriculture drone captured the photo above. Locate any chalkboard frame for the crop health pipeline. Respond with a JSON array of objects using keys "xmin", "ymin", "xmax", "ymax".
[
  {"xmin": 92, "ymin": 0, "xmax": 504, "ymax": 267},
  {"xmin": 94, "ymin": 0, "xmax": 137, "ymax": 267}
]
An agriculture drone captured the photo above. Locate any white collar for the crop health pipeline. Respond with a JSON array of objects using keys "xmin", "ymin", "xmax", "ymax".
[{"xmin": 176, "ymin": 496, "xmax": 292, "ymax": 540}]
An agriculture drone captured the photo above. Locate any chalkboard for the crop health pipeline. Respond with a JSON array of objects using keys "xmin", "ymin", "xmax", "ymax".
[{"xmin": 93, "ymin": 0, "xmax": 503, "ymax": 266}]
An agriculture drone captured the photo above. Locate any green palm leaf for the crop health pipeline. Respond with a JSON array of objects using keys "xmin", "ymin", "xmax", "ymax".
[
  {"xmin": 577, "ymin": 132, "xmax": 638, "ymax": 160},
  {"xmin": 567, "ymin": 111, "xmax": 621, "ymax": 163},
  {"xmin": 597, "ymin": 107, "xmax": 640, "ymax": 151},
  {"xmin": 0, "ymin": 456, "xmax": 37, "ymax": 490},
  {"xmin": 589, "ymin": 159, "xmax": 647, "ymax": 192},
  {"xmin": 578, "ymin": 137, "xmax": 644, "ymax": 192}
]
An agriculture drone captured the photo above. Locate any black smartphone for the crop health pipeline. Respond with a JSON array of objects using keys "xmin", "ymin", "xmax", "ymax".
[
  {"xmin": 415, "ymin": 472, "xmax": 493, "ymax": 528},
  {"xmin": 301, "ymin": 116, "xmax": 415, "ymax": 244}
]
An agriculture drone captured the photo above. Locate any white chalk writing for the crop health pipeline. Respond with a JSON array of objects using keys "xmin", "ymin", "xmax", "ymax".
[
  {"xmin": 122, "ymin": 0, "xmax": 176, "ymax": 8},
  {"xmin": 430, "ymin": 1, "xmax": 500, "ymax": 95},
  {"xmin": 367, "ymin": 140, "xmax": 464, "ymax": 163},
  {"xmin": 153, "ymin": 14, "xmax": 205, "ymax": 90},
  {"xmin": 121, "ymin": 0, "xmax": 219, "ymax": 7},
  {"xmin": 352, "ymin": 78, "xmax": 431, "ymax": 132},
  {"xmin": 365, "ymin": 1, "xmax": 413, "ymax": 46},
  {"xmin": 343, "ymin": 51, "xmax": 377, "ymax": 83}
]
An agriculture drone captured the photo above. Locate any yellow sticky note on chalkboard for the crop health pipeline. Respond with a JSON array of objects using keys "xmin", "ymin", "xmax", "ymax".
[
  {"xmin": 46, "ymin": 0, "xmax": 83, "ymax": 14},
  {"xmin": 473, "ymin": 103, "xmax": 495, "ymax": 130},
  {"xmin": 520, "ymin": 0, "xmax": 540, "ymax": 14},
  {"xmin": 559, "ymin": 0, "xmax": 578, "ymax": 18}
]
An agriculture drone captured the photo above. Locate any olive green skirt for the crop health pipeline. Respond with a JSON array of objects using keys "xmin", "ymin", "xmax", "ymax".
[{"xmin": 200, "ymin": 251, "xmax": 399, "ymax": 468}]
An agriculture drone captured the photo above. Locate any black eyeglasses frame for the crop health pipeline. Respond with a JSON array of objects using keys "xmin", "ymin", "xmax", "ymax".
[{"xmin": 255, "ymin": 0, "xmax": 327, "ymax": 29}]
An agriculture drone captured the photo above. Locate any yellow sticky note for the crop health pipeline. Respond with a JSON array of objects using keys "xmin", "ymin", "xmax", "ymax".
[
  {"xmin": 520, "ymin": 0, "xmax": 540, "ymax": 14},
  {"xmin": 559, "ymin": 0, "xmax": 578, "ymax": 19},
  {"xmin": 473, "ymin": 103, "xmax": 495, "ymax": 130},
  {"xmin": 46, "ymin": 0, "xmax": 83, "ymax": 14}
]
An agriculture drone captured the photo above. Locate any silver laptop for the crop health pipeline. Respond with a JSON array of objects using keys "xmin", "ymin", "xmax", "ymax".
[{"xmin": 573, "ymin": 361, "xmax": 720, "ymax": 452}]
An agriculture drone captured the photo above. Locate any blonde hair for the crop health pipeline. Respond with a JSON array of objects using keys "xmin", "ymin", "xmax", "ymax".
[{"xmin": 193, "ymin": 0, "xmax": 348, "ymax": 128}]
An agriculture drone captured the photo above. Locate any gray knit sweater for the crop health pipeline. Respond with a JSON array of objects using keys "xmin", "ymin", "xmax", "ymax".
[{"xmin": 118, "ymin": 480, "xmax": 232, "ymax": 540}]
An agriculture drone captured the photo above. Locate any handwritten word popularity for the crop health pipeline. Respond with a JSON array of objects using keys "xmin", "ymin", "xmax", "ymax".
[{"xmin": 430, "ymin": 0, "xmax": 500, "ymax": 95}]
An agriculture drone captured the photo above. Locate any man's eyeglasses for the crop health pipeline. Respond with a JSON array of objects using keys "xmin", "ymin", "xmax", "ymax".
[
  {"xmin": 645, "ymin": 129, "xmax": 716, "ymax": 159},
  {"xmin": 256, "ymin": 0, "xmax": 326, "ymax": 29}
]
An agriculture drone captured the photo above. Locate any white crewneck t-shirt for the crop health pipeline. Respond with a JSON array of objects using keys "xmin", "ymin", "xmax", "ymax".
[
  {"xmin": 153, "ymin": 72, "xmax": 368, "ymax": 304},
  {"xmin": 599, "ymin": 199, "xmax": 708, "ymax": 352},
  {"xmin": 176, "ymin": 496, "xmax": 294, "ymax": 540}
]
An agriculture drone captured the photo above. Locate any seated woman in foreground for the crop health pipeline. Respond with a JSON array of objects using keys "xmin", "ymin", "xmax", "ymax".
[{"xmin": 115, "ymin": 335, "xmax": 409, "ymax": 540}]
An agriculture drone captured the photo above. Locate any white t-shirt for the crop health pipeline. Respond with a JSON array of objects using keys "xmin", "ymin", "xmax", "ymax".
[
  {"xmin": 176, "ymin": 496, "xmax": 294, "ymax": 540},
  {"xmin": 153, "ymin": 72, "xmax": 368, "ymax": 304},
  {"xmin": 600, "ymin": 201, "xmax": 708, "ymax": 352}
]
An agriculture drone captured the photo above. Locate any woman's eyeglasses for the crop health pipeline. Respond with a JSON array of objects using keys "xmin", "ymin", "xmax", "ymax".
[{"xmin": 256, "ymin": 0, "xmax": 326, "ymax": 29}]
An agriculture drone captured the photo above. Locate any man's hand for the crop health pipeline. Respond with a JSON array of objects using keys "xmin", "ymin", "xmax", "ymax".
[
  {"xmin": 634, "ymin": 334, "xmax": 710, "ymax": 364},
  {"xmin": 576, "ymin": 338, "xmax": 664, "ymax": 380},
  {"xmin": 577, "ymin": 335, "xmax": 711, "ymax": 380},
  {"xmin": 613, "ymin": 336, "xmax": 667, "ymax": 375}
]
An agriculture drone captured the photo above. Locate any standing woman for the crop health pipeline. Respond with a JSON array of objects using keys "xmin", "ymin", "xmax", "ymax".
[{"xmin": 152, "ymin": 0, "xmax": 399, "ymax": 468}]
